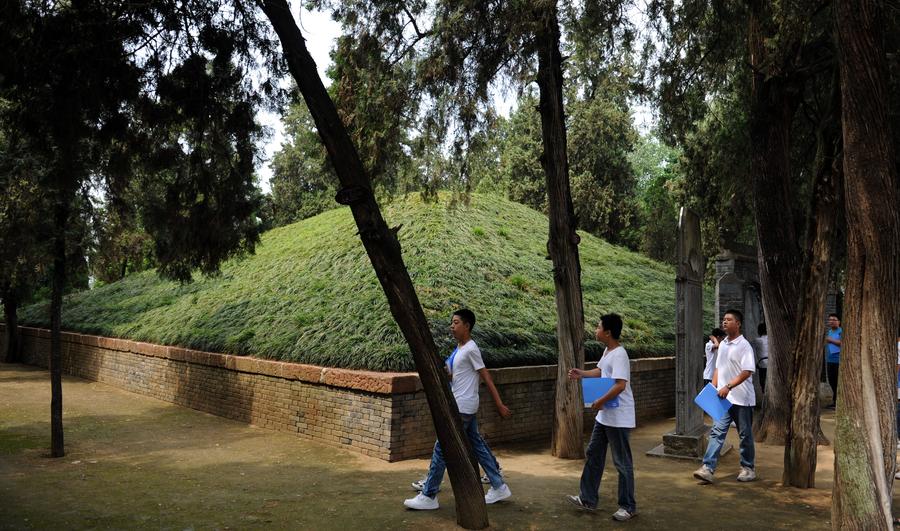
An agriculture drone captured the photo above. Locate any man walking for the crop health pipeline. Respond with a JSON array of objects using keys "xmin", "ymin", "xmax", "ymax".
[
  {"xmin": 565, "ymin": 313, "xmax": 637, "ymax": 521},
  {"xmin": 693, "ymin": 308, "xmax": 757, "ymax": 484},
  {"xmin": 824, "ymin": 313, "xmax": 842, "ymax": 409},
  {"xmin": 403, "ymin": 308, "xmax": 512, "ymax": 510}
]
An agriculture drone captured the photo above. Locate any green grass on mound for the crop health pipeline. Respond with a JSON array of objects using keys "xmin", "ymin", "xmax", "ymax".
[{"xmin": 19, "ymin": 193, "xmax": 714, "ymax": 371}]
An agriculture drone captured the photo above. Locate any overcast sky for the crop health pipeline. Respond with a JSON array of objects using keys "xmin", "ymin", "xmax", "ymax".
[
  {"xmin": 256, "ymin": 7, "xmax": 340, "ymax": 193},
  {"xmin": 256, "ymin": 6, "xmax": 656, "ymax": 193}
]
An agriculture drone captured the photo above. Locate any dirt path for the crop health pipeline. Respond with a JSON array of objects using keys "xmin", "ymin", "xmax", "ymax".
[{"xmin": 0, "ymin": 363, "xmax": 876, "ymax": 529}]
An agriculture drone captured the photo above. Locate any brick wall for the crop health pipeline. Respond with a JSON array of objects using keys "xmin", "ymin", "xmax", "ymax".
[{"xmin": 3, "ymin": 325, "xmax": 675, "ymax": 461}]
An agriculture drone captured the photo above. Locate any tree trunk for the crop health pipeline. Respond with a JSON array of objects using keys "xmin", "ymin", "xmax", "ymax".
[
  {"xmin": 49, "ymin": 197, "xmax": 68, "ymax": 458},
  {"xmin": 783, "ymin": 74, "xmax": 842, "ymax": 487},
  {"xmin": 259, "ymin": 2, "xmax": 489, "ymax": 528},
  {"xmin": 2, "ymin": 284, "xmax": 18, "ymax": 363},
  {"xmin": 534, "ymin": 0, "xmax": 586, "ymax": 460},
  {"xmin": 747, "ymin": 1, "xmax": 803, "ymax": 445},
  {"xmin": 832, "ymin": 0, "xmax": 900, "ymax": 527}
]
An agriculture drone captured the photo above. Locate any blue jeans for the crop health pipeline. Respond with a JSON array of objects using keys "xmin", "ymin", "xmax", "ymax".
[
  {"xmin": 579, "ymin": 422, "xmax": 636, "ymax": 513},
  {"xmin": 422, "ymin": 414, "xmax": 503, "ymax": 498},
  {"xmin": 703, "ymin": 404, "xmax": 755, "ymax": 471}
]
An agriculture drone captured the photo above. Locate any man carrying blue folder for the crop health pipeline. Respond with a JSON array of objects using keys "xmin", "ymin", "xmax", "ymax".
[
  {"xmin": 565, "ymin": 313, "xmax": 637, "ymax": 522},
  {"xmin": 693, "ymin": 308, "xmax": 757, "ymax": 484}
]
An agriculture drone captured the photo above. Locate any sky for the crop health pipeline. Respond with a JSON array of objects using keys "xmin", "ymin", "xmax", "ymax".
[
  {"xmin": 256, "ymin": 7, "xmax": 340, "ymax": 193},
  {"xmin": 256, "ymin": 5, "xmax": 656, "ymax": 193}
]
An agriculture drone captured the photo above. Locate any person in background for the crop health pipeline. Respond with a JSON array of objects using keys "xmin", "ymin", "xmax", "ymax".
[
  {"xmin": 755, "ymin": 323, "xmax": 769, "ymax": 392},
  {"xmin": 704, "ymin": 328, "xmax": 726, "ymax": 387},
  {"xmin": 824, "ymin": 314, "xmax": 842, "ymax": 409}
]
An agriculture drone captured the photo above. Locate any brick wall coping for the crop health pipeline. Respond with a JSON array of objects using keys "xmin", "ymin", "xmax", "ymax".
[{"xmin": 10, "ymin": 325, "xmax": 673, "ymax": 395}]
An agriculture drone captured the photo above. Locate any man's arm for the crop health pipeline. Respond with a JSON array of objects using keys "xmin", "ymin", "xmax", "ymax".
[
  {"xmin": 718, "ymin": 370, "xmax": 753, "ymax": 398},
  {"xmin": 478, "ymin": 367, "xmax": 511, "ymax": 418},
  {"xmin": 568, "ymin": 367, "xmax": 602, "ymax": 379}
]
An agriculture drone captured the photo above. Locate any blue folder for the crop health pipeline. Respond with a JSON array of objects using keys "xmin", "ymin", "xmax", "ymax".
[
  {"xmin": 582, "ymin": 377, "xmax": 619, "ymax": 408},
  {"xmin": 694, "ymin": 383, "xmax": 733, "ymax": 420}
]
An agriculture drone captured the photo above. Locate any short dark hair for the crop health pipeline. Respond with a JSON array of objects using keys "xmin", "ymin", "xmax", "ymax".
[
  {"xmin": 711, "ymin": 327, "xmax": 725, "ymax": 338},
  {"xmin": 828, "ymin": 313, "xmax": 840, "ymax": 320},
  {"xmin": 599, "ymin": 313, "xmax": 624, "ymax": 340},
  {"xmin": 724, "ymin": 308, "xmax": 743, "ymax": 326},
  {"xmin": 453, "ymin": 309, "xmax": 476, "ymax": 331},
  {"xmin": 757, "ymin": 322, "xmax": 767, "ymax": 336}
]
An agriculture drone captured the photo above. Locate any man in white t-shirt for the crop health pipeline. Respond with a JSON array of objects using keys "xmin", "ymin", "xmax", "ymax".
[
  {"xmin": 565, "ymin": 313, "xmax": 637, "ymax": 522},
  {"xmin": 693, "ymin": 308, "xmax": 757, "ymax": 484},
  {"xmin": 404, "ymin": 309, "xmax": 512, "ymax": 510},
  {"xmin": 704, "ymin": 328, "xmax": 725, "ymax": 385}
]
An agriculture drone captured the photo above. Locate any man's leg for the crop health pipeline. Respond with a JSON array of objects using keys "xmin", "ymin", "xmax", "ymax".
[
  {"xmin": 421, "ymin": 439, "xmax": 446, "ymax": 498},
  {"xmin": 827, "ymin": 362, "xmax": 839, "ymax": 404},
  {"xmin": 579, "ymin": 421, "xmax": 609, "ymax": 508},
  {"xmin": 607, "ymin": 426, "xmax": 636, "ymax": 514},
  {"xmin": 733, "ymin": 405, "xmax": 755, "ymax": 470},
  {"xmin": 462, "ymin": 414, "xmax": 503, "ymax": 488},
  {"xmin": 701, "ymin": 409, "xmax": 732, "ymax": 472}
]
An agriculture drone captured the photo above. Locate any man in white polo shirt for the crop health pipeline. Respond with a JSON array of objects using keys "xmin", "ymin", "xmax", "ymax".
[{"xmin": 693, "ymin": 308, "xmax": 757, "ymax": 484}]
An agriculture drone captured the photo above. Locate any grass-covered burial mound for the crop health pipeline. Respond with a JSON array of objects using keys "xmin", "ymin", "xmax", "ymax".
[{"xmin": 20, "ymin": 194, "xmax": 707, "ymax": 371}]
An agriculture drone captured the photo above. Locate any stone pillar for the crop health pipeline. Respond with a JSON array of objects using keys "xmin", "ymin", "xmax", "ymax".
[{"xmin": 648, "ymin": 207, "xmax": 713, "ymax": 460}]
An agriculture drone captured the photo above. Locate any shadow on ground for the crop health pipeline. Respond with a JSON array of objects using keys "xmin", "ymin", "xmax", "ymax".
[{"xmin": 0, "ymin": 363, "xmax": 874, "ymax": 530}]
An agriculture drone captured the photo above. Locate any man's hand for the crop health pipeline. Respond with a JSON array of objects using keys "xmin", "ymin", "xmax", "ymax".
[
  {"xmin": 497, "ymin": 403, "xmax": 512, "ymax": 418},
  {"xmin": 590, "ymin": 398, "xmax": 604, "ymax": 412},
  {"xmin": 568, "ymin": 368, "xmax": 583, "ymax": 380},
  {"xmin": 717, "ymin": 385, "xmax": 731, "ymax": 398}
]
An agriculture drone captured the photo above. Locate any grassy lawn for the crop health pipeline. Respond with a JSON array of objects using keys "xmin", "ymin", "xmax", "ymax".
[{"xmin": 19, "ymin": 193, "xmax": 714, "ymax": 371}]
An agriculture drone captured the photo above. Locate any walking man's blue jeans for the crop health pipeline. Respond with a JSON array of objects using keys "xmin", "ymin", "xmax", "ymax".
[
  {"xmin": 579, "ymin": 421, "xmax": 636, "ymax": 513},
  {"xmin": 703, "ymin": 404, "xmax": 755, "ymax": 471},
  {"xmin": 422, "ymin": 414, "xmax": 503, "ymax": 498}
]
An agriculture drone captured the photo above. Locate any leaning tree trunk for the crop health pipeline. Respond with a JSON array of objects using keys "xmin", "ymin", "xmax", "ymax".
[
  {"xmin": 832, "ymin": 0, "xmax": 900, "ymax": 527},
  {"xmin": 260, "ymin": 2, "xmax": 488, "ymax": 528},
  {"xmin": 534, "ymin": 0, "xmax": 586, "ymax": 460},
  {"xmin": 783, "ymin": 74, "xmax": 842, "ymax": 487},
  {"xmin": 747, "ymin": 1, "xmax": 803, "ymax": 445},
  {"xmin": 2, "ymin": 284, "xmax": 19, "ymax": 363}
]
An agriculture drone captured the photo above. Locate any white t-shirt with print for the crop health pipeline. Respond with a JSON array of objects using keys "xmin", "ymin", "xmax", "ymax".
[
  {"xmin": 703, "ymin": 341, "xmax": 717, "ymax": 380},
  {"xmin": 595, "ymin": 346, "xmax": 635, "ymax": 428},
  {"xmin": 716, "ymin": 334, "xmax": 756, "ymax": 407},
  {"xmin": 447, "ymin": 340, "xmax": 485, "ymax": 415}
]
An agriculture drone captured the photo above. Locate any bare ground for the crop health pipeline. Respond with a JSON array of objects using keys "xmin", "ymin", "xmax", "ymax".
[{"xmin": 0, "ymin": 362, "xmax": 881, "ymax": 530}]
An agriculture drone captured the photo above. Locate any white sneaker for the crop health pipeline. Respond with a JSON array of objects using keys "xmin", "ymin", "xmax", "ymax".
[
  {"xmin": 484, "ymin": 483, "xmax": 512, "ymax": 504},
  {"xmin": 693, "ymin": 465, "xmax": 714, "ymax": 484},
  {"xmin": 894, "ymin": 470, "xmax": 900, "ymax": 480},
  {"xmin": 410, "ymin": 477, "xmax": 440, "ymax": 492},
  {"xmin": 737, "ymin": 467, "xmax": 757, "ymax": 482},
  {"xmin": 612, "ymin": 507, "xmax": 637, "ymax": 521},
  {"xmin": 403, "ymin": 493, "xmax": 439, "ymax": 510}
]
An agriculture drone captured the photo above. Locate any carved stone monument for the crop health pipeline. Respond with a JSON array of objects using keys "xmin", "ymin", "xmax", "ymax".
[{"xmin": 648, "ymin": 207, "xmax": 724, "ymax": 459}]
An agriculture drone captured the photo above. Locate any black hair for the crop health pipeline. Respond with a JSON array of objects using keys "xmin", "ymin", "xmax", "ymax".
[
  {"xmin": 599, "ymin": 313, "xmax": 624, "ymax": 340},
  {"xmin": 724, "ymin": 308, "xmax": 743, "ymax": 327},
  {"xmin": 828, "ymin": 313, "xmax": 840, "ymax": 320},
  {"xmin": 453, "ymin": 308, "xmax": 476, "ymax": 331},
  {"xmin": 757, "ymin": 322, "xmax": 767, "ymax": 336},
  {"xmin": 711, "ymin": 327, "xmax": 726, "ymax": 338}
]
